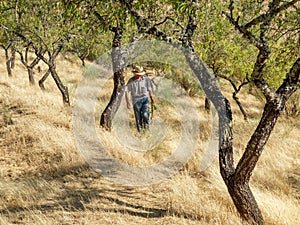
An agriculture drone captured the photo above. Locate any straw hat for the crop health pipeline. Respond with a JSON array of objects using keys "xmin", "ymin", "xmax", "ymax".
[{"xmin": 132, "ymin": 66, "xmax": 145, "ymax": 76}]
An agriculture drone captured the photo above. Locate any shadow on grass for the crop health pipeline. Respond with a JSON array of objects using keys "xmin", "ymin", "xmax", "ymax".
[{"xmin": 0, "ymin": 163, "xmax": 202, "ymax": 221}]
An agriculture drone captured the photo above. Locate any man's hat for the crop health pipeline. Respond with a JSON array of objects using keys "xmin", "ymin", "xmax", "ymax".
[{"xmin": 132, "ymin": 66, "xmax": 145, "ymax": 76}]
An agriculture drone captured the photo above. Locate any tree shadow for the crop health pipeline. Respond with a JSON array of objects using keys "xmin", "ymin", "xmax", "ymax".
[{"xmin": 0, "ymin": 163, "xmax": 202, "ymax": 221}]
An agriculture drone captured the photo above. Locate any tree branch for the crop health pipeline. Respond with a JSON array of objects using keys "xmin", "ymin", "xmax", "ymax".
[
  {"xmin": 224, "ymin": 0, "xmax": 298, "ymax": 51},
  {"xmin": 153, "ymin": 16, "xmax": 185, "ymax": 30},
  {"xmin": 244, "ymin": 0, "xmax": 300, "ymax": 29},
  {"xmin": 181, "ymin": 7, "xmax": 197, "ymax": 51},
  {"xmin": 277, "ymin": 57, "xmax": 300, "ymax": 95},
  {"xmin": 17, "ymin": 50, "xmax": 28, "ymax": 67},
  {"xmin": 121, "ymin": 0, "xmax": 181, "ymax": 45},
  {"xmin": 217, "ymin": 74, "xmax": 250, "ymax": 120},
  {"xmin": 225, "ymin": 0, "xmax": 289, "ymax": 101}
]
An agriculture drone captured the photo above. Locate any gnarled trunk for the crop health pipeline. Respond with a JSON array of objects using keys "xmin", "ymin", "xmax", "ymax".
[
  {"xmin": 100, "ymin": 69, "xmax": 125, "ymax": 130},
  {"xmin": 99, "ymin": 25, "xmax": 126, "ymax": 131},
  {"xmin": 219, "ymin": 55, "xmax": 299, "ymax": 224},
  {"xmin": 34, "ymin": 44, "xmax": 69, "ymax": 105},
  {"xmin": 49, "ymin": 63, "xmax": 70, "ymax": 105}
]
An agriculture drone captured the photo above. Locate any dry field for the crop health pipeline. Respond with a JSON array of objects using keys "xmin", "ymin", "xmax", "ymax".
[{"xmin": 0, "ymin": 51, "xmax": 299, "ymax": 225}]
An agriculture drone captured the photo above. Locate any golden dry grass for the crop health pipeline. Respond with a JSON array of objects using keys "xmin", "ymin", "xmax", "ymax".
[{"xmin": 0, "ymin": 51, "xmax": 299, "ymax": 225}]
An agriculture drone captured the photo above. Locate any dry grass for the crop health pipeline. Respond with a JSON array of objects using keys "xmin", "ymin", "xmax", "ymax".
[{"xmin": 0, "ymin": 51, "xmax": 299, "ymax": 225}]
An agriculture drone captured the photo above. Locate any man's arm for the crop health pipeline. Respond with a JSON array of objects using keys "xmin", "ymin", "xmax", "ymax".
[
  {"xmin": 146, "ymin": 77, "xmax": 154, "ymax": 104},
  {"xmin": 149, "ymin": 89, "xmax": 154, "ymax": 104}
]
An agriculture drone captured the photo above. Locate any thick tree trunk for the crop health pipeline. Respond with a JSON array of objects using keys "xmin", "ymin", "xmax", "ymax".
[
  {"xmin": 181, "ymin": 23, "xmax": 265, "ymax": 224},
  {"xmin": 100, "ymin": 26, "xmax": 125, "ymax": 131},
  {"xmin": 219, "ymin": 97, "xmax": 287, "ymax": 225},
  {"xmin": 100, "ymin": 69, "xmax": 125, "ymax": 130},
  {"xmin": 218, "ymin": 97, "xmax": 264, "ymax": 225},
  {"xmin": 228, "ymin": 181, "xmax": 264, "ymax": 225}
]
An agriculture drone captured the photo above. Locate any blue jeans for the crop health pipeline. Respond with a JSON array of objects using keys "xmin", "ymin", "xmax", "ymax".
[{"xmin": 133, "ymin": 96, "xmax": 150, "ymax": 132}]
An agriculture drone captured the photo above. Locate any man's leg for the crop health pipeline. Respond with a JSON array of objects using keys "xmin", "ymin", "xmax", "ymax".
[
  {"xmin": 133, "ymin": 99, "xmax": 143, "ymax": 132},
  {"xmin": 141, "ymin": 97, "xmax": 150, "ymax": 130}
]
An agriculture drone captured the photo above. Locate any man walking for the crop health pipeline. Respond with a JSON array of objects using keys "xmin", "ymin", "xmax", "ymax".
[{"xmin": 125, "ymin": 66, "xmax": 154, "ymax": 133}]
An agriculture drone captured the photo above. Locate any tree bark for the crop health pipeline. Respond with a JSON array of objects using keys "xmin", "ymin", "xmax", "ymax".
[
  {"xmin": 204, "ymin": 97, "xmax": 210, "ymax": 111},
  {"xmin": 95, "ymin": 4, "xmax": 128, "ymax": 130},
  {"xmin": 18, "ymin": 50, "xmax": 42, "ymax": 85},
  {"xmin": 5, "ymin": 53, "xmax": 13, "ymax": 77},
  {"xmin": 49, "ymin": 63, "xmax": 70, "ymax": 105},
  {"xmin": 39, "ymin": 69, "xmax": 51, "ymax": 90},
  {"xmin": 2, "ymin": 46, "xmax": 13, "ymax": 77},
  {"xmin": 233, "ymin": 93, "xmax": 248, "ymax": 120},
  {"xmin": 10, "ymin": 47, "xmax": 16, "ymax": 69},
  {"xmin": 100, "ymin": 26, "xmax": 126, "ymax": 131},
  {"xmin": 27, "ymin": 67, "xmax": 35, "ymax": 85},
  {"xmin": 35, "ymin": 45, "xmax": 70, "ymax": 105},
  {"xmin": 100, "ymin": 69, "xmax": 125, "ymax": 130}
]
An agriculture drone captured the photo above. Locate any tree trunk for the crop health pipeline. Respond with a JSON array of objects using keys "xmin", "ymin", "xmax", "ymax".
[
  {"xmin": 34, "ymin": 44, "xmax": 69, "ymax": 105},
  {"xmin": 38, "ymin": 69, "xmax": 50, "ymax": 90},
  {"xmin": 25, "ymin": 46, "xmax": 29, "ymax": 63},
  {"xmin": 27, "ymin": 67, "xmax": 35, "ymax": 85},
  {"xmin": 219, "ymin": 97, "xmax": 287, "ymax": 225},
  {"xmin": 10, "ymin": 47, "xmax": 16, "ymax": 69},
  {"xmin": 18, "ymin": 49, "xmax": 42, "ymax": 85},
  {"xmin": 182, "ymin": 36, "xmax": 266, "ymax": 225},
  {"xmin": 100, "ymin": 26, "xmax": 126, "ymax": 131},
  {"xmin": 218, "ymin": 98, "xmax": 264, "ymax": 225},
  {"xmin": 100, "ymin": 69, "xmax": 125, "ymax": 130},
  {"xmin": 228, "ymin": 181, "xmax": 264, "ymax": 225},
  {"xmin": 49, "ymin": 64, "xmax": 70, "ymax": 105},
  {"xmin": 4, "ymin": 48, "xmax": 12, "ymax": 77}
]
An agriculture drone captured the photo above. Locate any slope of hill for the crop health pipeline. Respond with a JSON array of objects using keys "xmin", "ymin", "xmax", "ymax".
[{"xmin": 0, "ymin": 51, "xmax": 299, "ymax": 225}]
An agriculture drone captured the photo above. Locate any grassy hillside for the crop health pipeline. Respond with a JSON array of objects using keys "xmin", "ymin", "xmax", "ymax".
[{"xmin": 0, "ymin": 51, "xmax": 299, "ymax": 225}]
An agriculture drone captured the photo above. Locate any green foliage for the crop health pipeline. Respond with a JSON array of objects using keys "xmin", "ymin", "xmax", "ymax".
[
  {"xmin": 0, "ymin": 0, "xmax": 298, "ymax": 95},
  {"xmin": 263, "ymin": 7, "xmax": 300, "ymax": 89},
  {"xmin": 223, "ymin": 0, "xmax": 299, "ymax": 89},
  {"xmin": 193, "ymin": 2, "xmax": 255, "ymax": 88}
]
